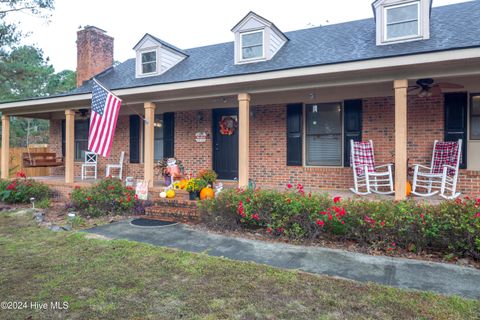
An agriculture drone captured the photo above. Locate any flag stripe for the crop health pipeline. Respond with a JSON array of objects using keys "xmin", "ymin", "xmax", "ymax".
[
  {"xmin": 102, "ymin": 99, "xmax": 121, "ymax": 157},
  {"xmin": 96, "ymin": 94, "xmax": 114, "ymax": 154},
  {"xmin": 100, "ymin": 97, "xmax": 119, "ymax": 156},
  {"xmin": 88, "ymin": 80, "xmax": 122, "ymax": 158}
]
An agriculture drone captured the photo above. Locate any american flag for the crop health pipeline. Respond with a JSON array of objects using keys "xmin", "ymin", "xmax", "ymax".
[{"xmin": 88, "ymin": 79, "xmax": 122, "ymax": 158}]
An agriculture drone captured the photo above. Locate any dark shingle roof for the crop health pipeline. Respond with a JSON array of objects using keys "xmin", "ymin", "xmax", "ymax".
[{"xmin": 73, "ymin": 1, "xmax": 480, "ymax": 94}]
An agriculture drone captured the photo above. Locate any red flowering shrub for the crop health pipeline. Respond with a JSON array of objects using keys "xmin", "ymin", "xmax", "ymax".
[
  {"xmin": 0, "ymin": 173, "xmax": 51, "ymax": 203},
  {"xmin": 199, "ymin": 186, "xmax": 480, "ymax": 260},
  {"xmin": 70, "ymin": 177, "xmax": 136, "ymax": 217}
]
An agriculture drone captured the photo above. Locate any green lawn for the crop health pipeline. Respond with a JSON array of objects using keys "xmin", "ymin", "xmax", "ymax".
[{"xmin": 0, "ymin": 210, "xmax": 478, "ymax": 320}]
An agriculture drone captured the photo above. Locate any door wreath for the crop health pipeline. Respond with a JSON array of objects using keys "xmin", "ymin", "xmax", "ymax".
[{"xmin": 219, "ymin": 116, "xmax": 238, "ymax": 135}]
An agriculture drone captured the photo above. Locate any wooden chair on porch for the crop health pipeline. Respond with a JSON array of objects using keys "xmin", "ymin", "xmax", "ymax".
[
  {"xmin": 106, "ymin": 151, "xmax": 125, "ymax": 180},
  {"xmin": 411, "ymin": 140, "xmax": 462, "ymax": 199},
  {"xmin": 350, "ymin": 140, "xmax": 394, "ymax": 195},
  {"xmin": 81, "ymin": 151, "xmax": 98, "ymax": 180}
]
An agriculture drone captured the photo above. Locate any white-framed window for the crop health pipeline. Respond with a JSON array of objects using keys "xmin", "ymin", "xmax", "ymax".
[
  {"xmin": 141, "ymin": 50, "xmax": 157, "ymax": 74},
  {"xmin": 471, "ymin": 94, "xmax": 480, "ymax": 140},
  {"xmin": 384, "ymin": 1, "xmax": 420, "ymax": 41},
  {"xmin": 305, "ymin": 103, "xmax": 343, "ymax": 167},
  {"xmin": 240, "ymin": 30, "xmax": 264, "ymax": 61}
]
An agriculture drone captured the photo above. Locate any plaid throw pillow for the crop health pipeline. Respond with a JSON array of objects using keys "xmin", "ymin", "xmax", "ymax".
[
  {"xmin": 432, "ymin": 141, "xmax": 460, "ymax": 176},
  {"xmin": 352, "ymin": 141, "xmax": 376, "ymax": 176}
]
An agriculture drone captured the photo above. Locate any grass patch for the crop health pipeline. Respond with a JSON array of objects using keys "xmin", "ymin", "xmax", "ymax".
[{"xmin": 0, "ymin": 210, "xmax": 478, "ymax": 319}]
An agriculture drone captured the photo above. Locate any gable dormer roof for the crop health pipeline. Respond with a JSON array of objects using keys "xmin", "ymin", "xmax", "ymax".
[
  {"xmin": 133, "ymin": 33, "xmax": 188, "ymax": 57},
  {"xmin": 231, "ymin": 11, "xmax": 288, "ymax": 40}
]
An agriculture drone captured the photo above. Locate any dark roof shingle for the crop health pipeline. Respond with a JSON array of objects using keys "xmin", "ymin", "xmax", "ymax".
[{"xmin": 73, "ymin": 1, "xmax": 480, "ymax": 94}]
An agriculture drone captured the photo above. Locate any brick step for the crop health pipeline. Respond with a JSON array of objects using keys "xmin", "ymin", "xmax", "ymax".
[{"xmin": 145, "ymin": 198, "xmax": 200, "ymax": 223}]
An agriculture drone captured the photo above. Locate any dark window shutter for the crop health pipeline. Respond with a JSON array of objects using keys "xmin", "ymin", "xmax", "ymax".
[
  {"xmin": 444, "ymin": 92, "xmax": 467, "ymax": 168},
  {"xmin": 129, "ymin": 115, "xmax": 141, "ymax": 163},
  {"xmin": 286, "ymin": 103, "xmax": 303, "ymax": 166},
  {"xmin": 163, "ymin": 112, "xmax": 175, "ymax": 158},
  {"xmin": 61, "ymin": 120, "xmax": 66, "ymax": 157},
  {"xmin": 343, "ymin": 99, "xmax": 363, "ymax": 167}
]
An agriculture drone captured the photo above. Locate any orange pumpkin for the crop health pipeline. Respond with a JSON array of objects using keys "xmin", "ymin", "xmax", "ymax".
[
  {"xmin": 406, "ymin": 181, "xmax": 412, "ymax": 197},
  {"xmin": 178, "ymin": 179, "xmax": 188, "ymax": 189},
  {"xmin": 200, "ymin": 187, "xmax": 215, "ymax": 200}
]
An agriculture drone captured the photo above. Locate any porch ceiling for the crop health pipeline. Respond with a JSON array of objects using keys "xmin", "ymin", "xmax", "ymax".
[{"xmin": 3, "ymin": 52, "xmax": 480, "ymax": 118}]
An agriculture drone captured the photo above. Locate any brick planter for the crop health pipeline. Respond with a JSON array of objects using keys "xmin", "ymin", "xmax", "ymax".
[{"xmin": 145, "ymin": 198, "xmax": 200, "ymax": 223}]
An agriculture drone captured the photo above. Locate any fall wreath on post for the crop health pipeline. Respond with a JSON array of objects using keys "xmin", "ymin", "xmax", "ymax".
[{"xmin": 219, "ymin": 116, "xmax": 238, "ymax": 135}]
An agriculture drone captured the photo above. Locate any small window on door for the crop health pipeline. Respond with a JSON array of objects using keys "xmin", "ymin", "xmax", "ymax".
[
  {"xmin": 154, "ymin": 114, "xmax": 164, "ymax": 160},
  {"xmin": 305, "ymin": 103, "xmax": 343, "ymax": 166},
  {"xmin": 471, "ymin": 94, "xmax": 480, "ymax": 140}
]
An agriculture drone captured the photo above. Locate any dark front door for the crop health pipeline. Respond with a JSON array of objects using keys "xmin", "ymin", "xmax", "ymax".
[{"xmin": 213, "ymin": 108, "xmax": 239, "ymax": 180}]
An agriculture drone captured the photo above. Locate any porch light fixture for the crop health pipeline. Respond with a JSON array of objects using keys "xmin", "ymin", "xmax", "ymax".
[
  {"xmin": 196, "ymin": 111, "xmax": 204, "ymax": 121},
  {"xmin": 153, "ymin": 122, "xmax": 162, "ymax": 128},
  {"xmin": 312, "ymin": 105, "xmax": 318, "ymax": 113},
  {"xmin": 309, "ymin": 93, "xmax": 316, "ymax": 100}
]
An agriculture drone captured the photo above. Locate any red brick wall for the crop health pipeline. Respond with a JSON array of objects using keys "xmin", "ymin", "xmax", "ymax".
[
  {"xmin": 47, "ymin": 96, "xmax": 480, "ymax": 197},
  {"xmin": 174, "ymin": 110, "xmax": 213, "ymax": 178},
  {"xmin": 76, "ymin": 26, "xmax": 114, "ymax": 87},
  {"xmin": 249, "ymin": 104, "xmax": 352, "ymax": 191}
]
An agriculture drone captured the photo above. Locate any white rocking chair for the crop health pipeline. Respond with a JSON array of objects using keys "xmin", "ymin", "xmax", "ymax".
[
  {"xmin": 106, "ymin": 151, "xmax": 125, "ymax": 179},
  {"xmin": 412, "ymin": 140, "xmax": 462, "ymax": 199},
  {"xmin": 81, "ymin": 152, "xmax": 98, "ymax": 180},
  {"xmin": 350, "ymin": 140, "xmax": 394, "ymax": 195}
]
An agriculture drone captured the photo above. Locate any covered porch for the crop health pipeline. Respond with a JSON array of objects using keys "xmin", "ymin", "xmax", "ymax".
[{"xmin": 2, "ymin": 52, "xmax": 480, "ymax": 200}]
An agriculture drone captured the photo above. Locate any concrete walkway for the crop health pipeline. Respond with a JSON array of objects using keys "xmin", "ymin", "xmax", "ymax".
[{"xmin": 86, "ymin": 220, "xmax": 480, "ymax": 299}]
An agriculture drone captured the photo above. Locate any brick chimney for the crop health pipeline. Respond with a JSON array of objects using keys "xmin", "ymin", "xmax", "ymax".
[{"xmin": 76, "ymin": 26, "xmax": 114, "ymax": 87}]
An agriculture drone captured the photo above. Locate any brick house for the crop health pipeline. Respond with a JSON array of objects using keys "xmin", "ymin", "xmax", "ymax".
[{"xmin": 1, "ymin": 0, "xmax": 480, "ymax": 200}]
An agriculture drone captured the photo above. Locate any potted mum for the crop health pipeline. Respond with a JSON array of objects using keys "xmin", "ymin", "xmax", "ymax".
[
  {"xmin": 197, "ymin": 169, "xmax": 218, "ymax": 185},
  {"xmin": 185, "ymin": 178, "xmax": 207, "ymax": 200}
]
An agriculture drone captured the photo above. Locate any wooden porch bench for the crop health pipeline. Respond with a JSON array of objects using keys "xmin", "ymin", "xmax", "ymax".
[{"xmin": 22, "ymin": 153, "xmax": 63, "ymax": 168}]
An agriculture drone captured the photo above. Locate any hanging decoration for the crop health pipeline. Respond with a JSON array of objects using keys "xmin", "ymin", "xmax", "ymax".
[{"xmin": 219, "ymin": 116, "xmax": 238, "ymax": 135}]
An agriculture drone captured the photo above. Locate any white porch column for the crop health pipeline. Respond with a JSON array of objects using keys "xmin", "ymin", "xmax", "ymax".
[
  {"xmin": 394, "ymin": 79, "xmax": 408, "ymax": 200},
  {"xmin": 238, "ymin": 93, "xmax": 250, "ymax": 188},
  {"xmin": 144, "ymin": 102, "xmax": 156, "ymax": 187},
  {"xmin": 65, "ymin": 110, "xmax": 75, "ymax": 184},
  {"xmin": 1, "ymin": 115, "xmax": 10, "ymax": 179}
]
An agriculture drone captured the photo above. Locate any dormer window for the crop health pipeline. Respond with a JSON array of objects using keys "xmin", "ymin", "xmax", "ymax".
[
  {"xmin": 241, "ymin": 30, "xmax": 264, "ymax": 60},
  {"xmin": 141, "ymin": 50, "xmax": 157, "ymax": 74},
  {"xmin": 384, "ymin": 2, "xmax": 420, "ymax": 41},
  {"xmin": 133, "ymin": 33, "xmax": 188, "ymax": 78},
  {"xmin": 232, "ymin": 11, "xmax": 288, "ymax": 65},
  {"xmin": 372, "ymin": 0, "xmax": 431, "ymax": 46}
]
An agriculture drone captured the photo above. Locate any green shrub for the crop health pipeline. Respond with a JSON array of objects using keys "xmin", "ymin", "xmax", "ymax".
[
  {"xmin": 0, "ymin": 174, "xmax": 52, "ymax": 204},
  {"xmin": 36, "ymin": 198, "xmax": 51, "ymax": 209},
  {"xmin": 70, "ymin": 177, "xmax": 136, "ymax": 217},
  {"xmin": 199, "ymin": 185, "xmax": 480, "ymax": 260}
]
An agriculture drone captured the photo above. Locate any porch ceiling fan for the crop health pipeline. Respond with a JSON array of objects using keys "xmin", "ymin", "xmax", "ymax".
[
  {"xmin": 75, "ymin": 108, "xmax": 90, "ymax": 118},
  {"xmin": 408, "ymin": 78, "xmax": 463, "ymax": 97}
]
